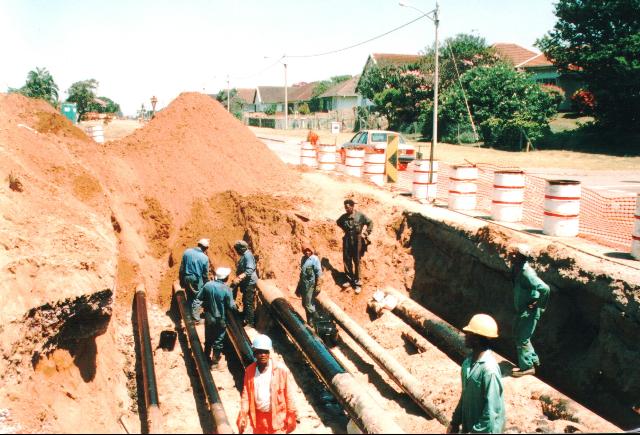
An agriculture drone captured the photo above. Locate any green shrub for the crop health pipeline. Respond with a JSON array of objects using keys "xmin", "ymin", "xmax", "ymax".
[
  {"xmin": 440, "ymin": 63, "xmax": 558, "ymax": 149},
  {"xmin": 298, "ymin": 102, "xmax": 310, "ymax": 115},
  {"xmin": 264, "ymin": 105, "xmax": 276, "ymax": 116}
]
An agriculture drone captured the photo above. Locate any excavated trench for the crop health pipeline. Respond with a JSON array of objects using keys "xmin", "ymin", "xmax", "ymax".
[
  {"xmin": 399, "ymin": 211, "xmax": 640, "ymax": 429},
  {"xmin": 153, "ymin": 190, "xmax": 638, "ymax": 431}
]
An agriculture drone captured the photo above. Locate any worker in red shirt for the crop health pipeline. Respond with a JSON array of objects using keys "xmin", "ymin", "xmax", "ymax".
[
  {"xmin": 237, "ymin": 335, "xmax": 297, "ymax": 434},
  {"xmin": 306, "ymin": 130, "xmax": 319, "ymax": 146}
]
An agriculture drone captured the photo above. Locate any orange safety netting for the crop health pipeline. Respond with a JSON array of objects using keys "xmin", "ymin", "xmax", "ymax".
[{"xmin": 398, "ymin": 162, "xmax": 636, "ymax": 252}]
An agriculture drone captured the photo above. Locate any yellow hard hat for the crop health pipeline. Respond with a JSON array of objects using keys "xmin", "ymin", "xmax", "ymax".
[{"xmin": 463, "ymin": 314, "xmax": 499, "ymax": 338}]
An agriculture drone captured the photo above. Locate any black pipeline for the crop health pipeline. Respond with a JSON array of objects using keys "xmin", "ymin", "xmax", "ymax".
[
  {"xmin": 225, "ymin": 307, "xmax": 256, "ymax": 368},
  {"xmin": 134, "ymin": 284, "xmax": 162, "ymax": 433},
  {"xmin": 257, "ymin": 279, "xmax": 404, "ymax": 434},
  {"xmin": 173, "ymin": 281, "xmax": 233, "ymax": 434}
]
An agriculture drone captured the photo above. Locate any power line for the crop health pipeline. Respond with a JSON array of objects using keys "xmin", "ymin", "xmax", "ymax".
[
  {"xmin": 230, "ymin": 57, "xmax": 284, "ymax": 81},
  {"xmin": 227, "ymin": 14, "xmax": 428, "ymax": 83},
  {"xmin": 287, "ymin": 14, "xmax": 429, "ymax": 59}
]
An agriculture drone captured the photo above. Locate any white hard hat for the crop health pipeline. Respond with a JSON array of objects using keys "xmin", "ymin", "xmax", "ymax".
[
  {"xmin": 252, "ymin": 334, "xmax": 273, "ymax": 351},
  {"xmin": 463, "ymin": 314, "xmax": 499, "ymax": 338},
  {"xmin": 215, "ymin": 267, "xmax": 231, "ymax": 280},
  {"xmin": 198, "ymin": 238, "xmax": 210, "ymax": 248},
  {"xmin": 516, "ymin": 243, "xmax": 531, "ymax": 257}
]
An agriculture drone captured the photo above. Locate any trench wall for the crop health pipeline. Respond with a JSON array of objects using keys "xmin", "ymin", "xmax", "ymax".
[{"xmin": 402, "ymin": 211, "xmax": 640, "ymax": 428}]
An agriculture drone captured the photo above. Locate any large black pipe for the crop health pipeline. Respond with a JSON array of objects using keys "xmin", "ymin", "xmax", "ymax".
[
  {"xmin": 134, "ymin": 284, "xmax": 162, "ymax": 433},
  {"xmin": 225, "ymin": 308, "xmax": 255, "ymax": 368},
  {"xmin": 173, "ymin": 281, "xmax": 233, "ymax": 434},
  {"xmin": 257, "ymin": 279, "xmax": 404, "ymax": 434}
]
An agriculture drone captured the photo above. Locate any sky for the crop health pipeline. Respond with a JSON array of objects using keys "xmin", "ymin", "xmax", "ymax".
[{"xmin": 0, "ymin": 0, "xmax": 558, "ymax": 116}]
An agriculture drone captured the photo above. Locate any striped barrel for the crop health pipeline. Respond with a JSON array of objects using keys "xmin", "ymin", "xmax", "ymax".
[
  {"xmin": 412, "ymin": 160, "xmax": 438, "ymax": 200},
  {"xmin": 363, "ymin": 151, "xmax": 386, "ymax": 186},
  {"xmin": 87, "ymin": 125, "xmax": 104, "ymax": 143},
  {"xmin": 343, "ymin": 148, "xmax": 365, "ymax": 178},
  {"xmin": 300, "ymin": 142, "xmax": 317, "ymax": 168},
  {"xmin": 543, "ymin": 180, "xmax": 581, "ymax": 237},
  {"xmin": 448, "ymin": 165, "xmax": 478, "ymax": 210},
  {"xmin": 317, "ymin": 144, "xmax": 337, "ymax": 171},
  {"xmin": 491, "ymin": 170, "xmax": 525, "ymax": 222},
  {"xmin": 632, "ymin": 194, "xmax": 640, "ymax": 260}
]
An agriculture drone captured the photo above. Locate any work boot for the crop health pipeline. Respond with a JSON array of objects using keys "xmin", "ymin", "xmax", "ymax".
[
  {"xmin": 354, "ymin": 286, "xmax": 362, "ymax": 295},
  {"xmin": 512, "ymin": 367, "xmax": 535, "ymax": 378},
  {"xmin": 341, "ymin": 281, "xmax": 351, "ymax": 289}
]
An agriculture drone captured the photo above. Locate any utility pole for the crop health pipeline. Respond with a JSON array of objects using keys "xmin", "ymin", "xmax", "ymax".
[
  {"xmin": 430, "ymin": 3, "xmax": 439, "ymax": 186},
  {"xmin": 284, "ymin": 58, "xmax": 288, "ymax": 130}
]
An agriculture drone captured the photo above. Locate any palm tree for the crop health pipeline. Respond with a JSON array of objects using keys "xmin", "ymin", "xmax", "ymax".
[{"xmin": 20, "ymin": 67, "xmax": 59, "ymax": 106}]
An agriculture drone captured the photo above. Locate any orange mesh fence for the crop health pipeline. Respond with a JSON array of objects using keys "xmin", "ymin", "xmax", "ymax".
[{"xmin": 398, "ymin": 162, "xmax": 636, "ymax": 252}]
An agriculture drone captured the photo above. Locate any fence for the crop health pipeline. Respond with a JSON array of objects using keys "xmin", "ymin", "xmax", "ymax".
[{"xmin": 426, "ymin": 162, "xmax": 636, "ymax": 252}]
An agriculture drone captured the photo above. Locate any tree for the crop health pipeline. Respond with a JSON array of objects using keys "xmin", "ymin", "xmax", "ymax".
[
  {"xmin": 440, "ymin": 63, "xmax": 559, "ymax": 148},
  {"xmin": 9, "ymin": 67, "xmax": 59, "ymax": 106},
  {"xmin": 66, "ymin": 79, "xmax": 99, "ymax": 119},
  {"xmin": 87, "ymin": 96, "xmax": 121, "ymax": 115},
  {"xmin": 536, "ymin": 0, "xmax": 640, "ymax": 130},
  {"xmin": 424, "ymin": 33, "xmax": 500, "ymax": 90}
]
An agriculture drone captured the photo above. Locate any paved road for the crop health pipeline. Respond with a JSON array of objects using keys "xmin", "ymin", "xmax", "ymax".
[{"xmin": 260, "ymin": 135, "xmax": 640, "ymax": 198}]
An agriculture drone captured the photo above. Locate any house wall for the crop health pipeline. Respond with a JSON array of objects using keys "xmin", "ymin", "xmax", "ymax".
[{"xmin": 333, "ymin": 96, "xmax": 360, "ymax": 111}]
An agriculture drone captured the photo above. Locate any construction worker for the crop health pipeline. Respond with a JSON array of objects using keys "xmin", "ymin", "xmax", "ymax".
[
  {"xmin": 336, "ymin": 199, "xmax": 372, "ymax": 294},
  {"xmin": 237, "ymin": 334, "xmax": 297, "ymax": 434},
  {"xmin": 296, "ymin": 246, "xmax": 322, "ymax": 325},
  {"xmin": 510, "ymin": 244, "xmax": 550, "ymax": 377},
  {"xmin": 232, "ymin": 240, "xmax": 259, "ymax": 327},
  {"xmin": 306, "ymin": 129, "xmax": 319, "ymax": 146},
  {"xmin": 179, "ymin": 238, "xmax": 210, "ymax": 323},
  {"xmin": 448, "ymin": 314, "xmax": 505, "ymax": 434},
  {"xmin": 197, "ymin": 267, "xmax": 235, "ymax": 368}
]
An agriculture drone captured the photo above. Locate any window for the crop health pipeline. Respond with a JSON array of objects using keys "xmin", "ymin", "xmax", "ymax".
[
  {"xmin": 371, "ymin": 132, "xmax": 388, "ymax": 143},
  {"xmin": 350, "ymin": 133, "xmax": 362, "ymax": 143},
  {"xmin": 359, "ymin": 132, "xmax": 369, "ymax": 144}
]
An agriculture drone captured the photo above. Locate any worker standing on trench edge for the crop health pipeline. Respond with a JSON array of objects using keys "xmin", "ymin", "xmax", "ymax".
[
  {"xmin": 336, "ymin": 198, "xmax": 373, "ymax": 294},
  {"xmin": 510, "ymin": 244, "xmax": 550, "ymax": 378},
  {"xmin": 296, "ymin": 245, "xmax": 322, "ymax": 325},
  {"xmin": 232, "ymin": 240, "xmax": 259, "ymax": 327},
  {"xmin": 448, "ymin": 313, "xmax": 505, "ymax": 434},
  {"xmin": 178, "ymin": 238, "xmax": 210, "ymax": 323},
  {"xmin": 237, "ymin": 334, "xmax": 297, "ymax": 434},
  {"xmin": 196, "ymin": 267, "xmax": 236, "ymax": 368}
]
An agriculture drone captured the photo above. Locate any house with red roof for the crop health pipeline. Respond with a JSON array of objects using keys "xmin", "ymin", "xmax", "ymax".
[{"xmin": 493, "ymin": 43, "xmax": 582, "ymax": 110}]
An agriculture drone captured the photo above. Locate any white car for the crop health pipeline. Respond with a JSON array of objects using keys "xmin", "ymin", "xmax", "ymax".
[{"xmin": 339, "ymin": 130, "xmax": 416, "ymax": 170}]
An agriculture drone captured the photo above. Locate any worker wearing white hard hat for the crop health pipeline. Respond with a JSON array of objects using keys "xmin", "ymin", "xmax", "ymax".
[
  {"xmin": 448, "ymin": 314, "xmax": 505, "ymax": 434},
  {"xmin": 509, "ymin": 243, "xmax": 550, "ymax": 378},
  {"xmin": 196, "ymin": 266, "xmax": 235, "ymax": 367},
  {"xmin": 237, "ymin": 334, "xmax": 297, "ymax": 434},
  {"xmin": 179, "ymin": 238, "xmax": 211, "ymax": 323}
]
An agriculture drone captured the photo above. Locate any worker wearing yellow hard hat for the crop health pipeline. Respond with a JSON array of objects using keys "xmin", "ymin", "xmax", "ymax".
[{"xmin": 448, "ymin": 314, "xmax": 505, "ymax": 434}]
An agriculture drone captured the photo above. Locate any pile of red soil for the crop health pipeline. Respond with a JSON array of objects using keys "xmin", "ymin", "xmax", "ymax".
[{"xmin": 103, "ymin": 92, "xmax": 295, "ymax": 225}]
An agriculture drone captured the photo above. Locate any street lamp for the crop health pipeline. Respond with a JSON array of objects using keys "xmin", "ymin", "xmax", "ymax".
[
  {"xmin": 265, "ymin": 55, "xmax": 288, "ymax": 130},
  {"xmin": 399, "ymin": 1, "xmax": 439, "ymax": 186},
  {"xmin": 150, "ymin": 95, "xmax": 158, "ymax": 118}
]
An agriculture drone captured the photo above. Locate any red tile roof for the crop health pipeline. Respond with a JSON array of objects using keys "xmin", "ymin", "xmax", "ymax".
[
  {"xmin": 235, "ymin": 88, "xmax": 256, "ymax": 104},
  {"xmin": 289, "ymin": 82, "xmax": 318, "ymax": 102},
  {"xmin": 371, "ymin": 53, "xmax": 423, "ymax": 67},
  {"xmin": 493, "ymin": 43, "xmax": 553, "ymax": 68},
  {"xmin": 319, "ymin": 76, "xmax": 359, "ymax": 98}
]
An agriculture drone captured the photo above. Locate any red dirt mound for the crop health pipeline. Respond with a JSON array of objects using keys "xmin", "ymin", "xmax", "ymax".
[{"xmin": 102, "ymin": 92, "xmax": 295, "ymax": 225}]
